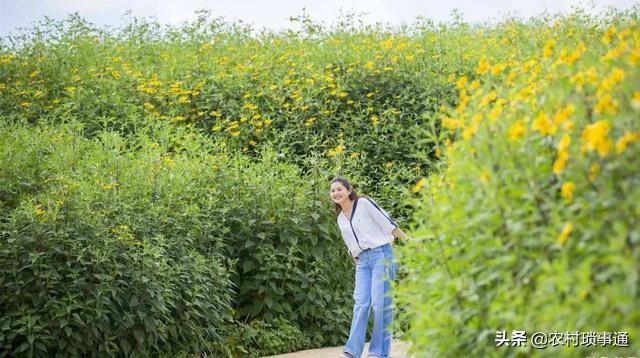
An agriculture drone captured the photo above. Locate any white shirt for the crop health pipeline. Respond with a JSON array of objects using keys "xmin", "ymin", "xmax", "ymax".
[{"xmin": 337, "ymin": 197, "xmax": 398, "ymax": 258}]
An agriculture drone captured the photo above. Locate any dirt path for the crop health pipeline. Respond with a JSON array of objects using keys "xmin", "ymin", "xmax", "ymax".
[{"xmin": 264, "ymin": 339, "xmax": 411, "ymax": 358}]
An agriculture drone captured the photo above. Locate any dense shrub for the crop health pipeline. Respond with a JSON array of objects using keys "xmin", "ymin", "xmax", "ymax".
[
  {"xmin": 227, "ymin": 318, "xmax": 312, "ymax": 357},
  {"xmin": 0, "ymin": 118, "xmax": 355, "ymax": 355},
  {"xmin": 0, "ymin": 121, "xmax": 235, "ymax": 356},
  {"xmin": 395, "ymin": 10, "xmax": 640, "ymax": 357},
  {"xmin": 0, "ymin": 11, "xmax": 469, "ymax": 217}
]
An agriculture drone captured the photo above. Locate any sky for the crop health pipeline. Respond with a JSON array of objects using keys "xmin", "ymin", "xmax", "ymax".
[{"xmin": 1, "ymin": 0, "xmax": 637, "ymax": 37}]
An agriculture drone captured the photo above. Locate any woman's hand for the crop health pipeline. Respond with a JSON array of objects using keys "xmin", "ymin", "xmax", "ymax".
[{"xmin": 392, "ymin": 227, "xmax": 408, "ymax": 241}]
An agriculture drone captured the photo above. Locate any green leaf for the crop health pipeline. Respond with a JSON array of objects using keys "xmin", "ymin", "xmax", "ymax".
[
  {"xmin": 120, "ymin": 339, "xmax": 131, "ymax": 354},
  {"xmin": 243, "ymin": 261, "xmax": 254, "ymax": 273}
]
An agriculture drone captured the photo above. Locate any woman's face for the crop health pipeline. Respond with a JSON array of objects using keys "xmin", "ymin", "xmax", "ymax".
[{"xmin": 330, "ymin": 182, "xmax": 351, "ymax": 206}]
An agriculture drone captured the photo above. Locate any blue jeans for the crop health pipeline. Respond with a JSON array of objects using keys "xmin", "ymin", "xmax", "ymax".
[{"xmin": 344, "ymin": 243, "xmax": 397, "ymax": 358}]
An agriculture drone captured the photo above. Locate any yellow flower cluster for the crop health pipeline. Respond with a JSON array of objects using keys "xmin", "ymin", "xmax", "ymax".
[
  {"xmin": 436, "ymin": 18, "xmax": 639, "ymax": 250},
  {"xmin": 327, "ymin": 144, "xmax": 345, "ymax": 158},
  {"xmin": 581, "ymin": 120, "xmax": 612, "ymax": 157},
  {"xmin": 561, "ymin": 181, "xmax": 575, "ymax": 202},
  {"xmin": 553, "ymin": 134, "xmax": 571, "ymax": 174},
  {"xmin": 557, "ymin": 222, "xmax": 573, "ymax": 245},
  {"xmin": 411, "ymin": 177, "xmax": 426, "ymax": 193}
]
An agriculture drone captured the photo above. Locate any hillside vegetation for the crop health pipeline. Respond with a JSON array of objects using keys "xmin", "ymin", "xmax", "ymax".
[{"xmin": 1, "ymin": 7, "xmax": 638, "ymax": 357}]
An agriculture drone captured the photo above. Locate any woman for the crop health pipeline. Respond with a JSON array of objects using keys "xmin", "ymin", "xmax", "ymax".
[{"xmin": 330, "ymin": 177, "xmax": 408, "ymax": 358}]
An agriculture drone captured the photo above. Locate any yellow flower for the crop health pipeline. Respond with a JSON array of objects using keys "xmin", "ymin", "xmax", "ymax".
[
  {"xmin": 601, "ymin": 26, "xmax": 616, "ymax": 45},
  {"xmin": 615, "ymin": 131, "xmax": 639, "ymax": 153},
  {"xmin": 508, "ymin": 120, "xmax": 526, "ymax": 140},
  {"xmin": 0, "ymin": 54, "xmax": 15, "ymax": 64},
  {"xmin": 533, "ymin": 112, "xmax": 556, "ymax": 136},
  {"xmin": 553, "ymin": 134, "xmax": 571, "ymax": 174},
  {"xmin": 476, "ymin": 59, "xmax": 490, "ymax": 75},
  {"xmin": 505, "ymin": 71, "xmax": 517, "ymax": 85},
  {"xmin": 163, "ymin": 156, "xmax": 175, "ymax": 168},
  {"xmin": 543, "ymin": 39, "xmax": 555, "ymax": 58},
  {"xmin": 33, "ymin": 204, "xmax": 46, "ymax": 216},
  {"xmin": 557, "ymin": 134, "xmax": 571, "ymax": 152},
  {"xmin": 462, "ymin": 123, "xmax": 478, "ymax": 140},
  {"xmin": 488, "ymin": 104, "xmax": 503, "ymax": 122},
  {"xmin": 631, "ymin": 91, "xmax": 640, "ymax": 111},
  {"xmin": 371, "ymin": 115, "xmax": 380, "ymax": 126},
  {"xmin": 581, "ymin": 120, "xmax": 612, "ymax": 157},
  {"xmin": 580, "ymin": 290, "xmax": 589, "ymax": 300},
  {"xmin": 479, "ymin": 91, "xmax": 497, "ymax": 108},
  {"xmin": 585, "ymin": 67, "xmax": 598, "ymax": 85},
  {"xmin": 602, "ymin": 44, "xmax": 625, "ymax": 62},
  {"xmin": 553, "ymin": 150, "xmax": 568, "ymax": 174},
  {"xmin": 559, "ymin": 42, "xmax": 586, "ymax": 65},
  {"xmin": 557, "ymin": 222, "xmax": 573, "ymax": 245},
  {"xmin": 411, "ymin": 177, "xmax": 426, "ymax": 193},
  {"xmin": 441, "ymin": 117, "xmax": 461, "ymax": 131},
  {"xmin": 456, "ymin": 91, "xmax": 469, "ymax": 113},
  {"xmin": 561, "ymin": 182, "xmax": 575, "ymax": 202},
  {"xmin": 570, "ymin": 72, "xmax": 585, "ymax": 92},
  {"xmin": 610, "ymin": 68, "xmax": 625, "ymax": 83},
  {"xmin": 491, "ymin": 63, "xmax": 507, "ymax": 75},
  {"xmin": 594, "ymin": 94, "xmax": 618, "ymax": 115},
  {"xmin": 102, "ymin": 182, "xmax": 119, "ymax": 190},
  {"xmin": 553, "ymin": 104, "xmax": 574, "ymax": 127},
  {"xmin": 480, "ymin": 169, "xmax": 490, "ymax": 183},
  {"xmin": 455, "ymin": 76, "xmax": 468, "ymax": 90},
  {"xmin": 327, "ymin": 144, "xmax": 345, "ymax": 158}
]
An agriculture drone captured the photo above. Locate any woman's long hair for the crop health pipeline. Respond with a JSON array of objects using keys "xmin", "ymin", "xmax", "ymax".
[{"xmin": 330, "ymin": 176, "xmax": 361, "ymax": 215}]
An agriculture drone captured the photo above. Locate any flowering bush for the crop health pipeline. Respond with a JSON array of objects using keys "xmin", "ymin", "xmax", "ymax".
[{"xmin": 395, "ymin": 10, "xmax": 640, "ymax": 357}]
